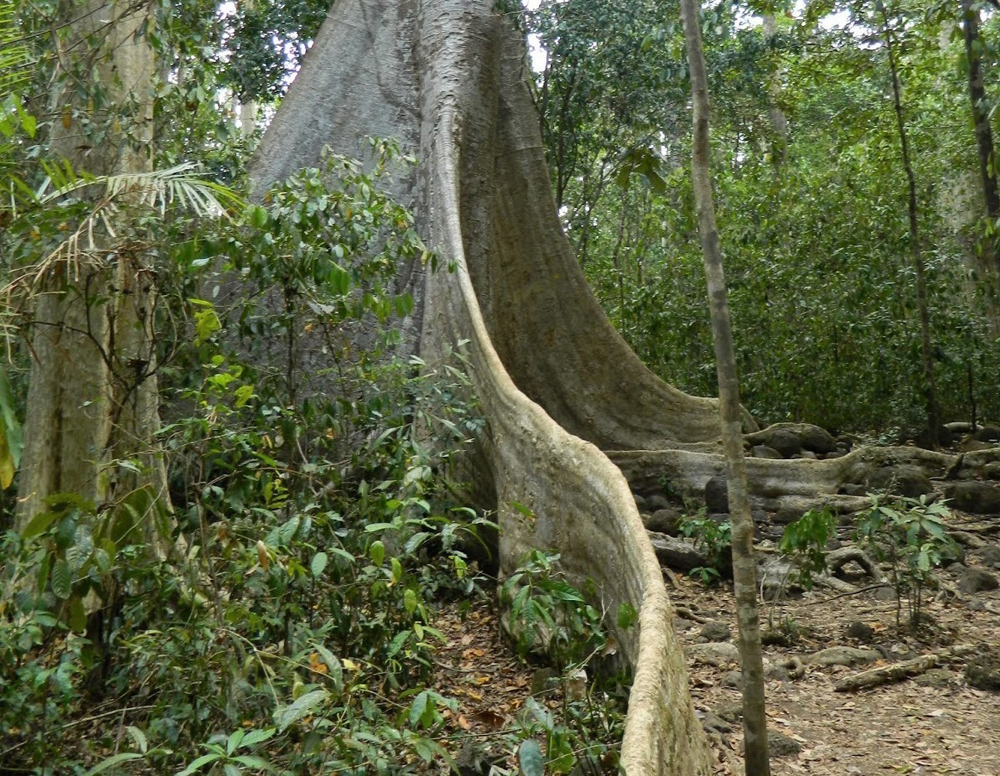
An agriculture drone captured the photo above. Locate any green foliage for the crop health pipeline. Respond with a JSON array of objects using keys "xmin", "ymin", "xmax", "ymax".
[
  {"xmin": 856, "ymin": 494, "xmax": 959, "ymax": 630},
  {"xmin": 515, "ymin": 686, "xmax": 626, "ymax": 775},
  {"xmin": 0, "ymin": 142, "xmax": 486, "ymax": 775},
  {"xmin": 778, "ymin": 508, "xmax": 836, "ymax": 590},
  {"xmin": 500, "ymin": 550, "xmax": 607, "ymax": 670},
  {"xmin": 500, "ymin": 550, "xmax": 606, "ymax": 670},
  {"xmin": 680, "ymin": 513, "xmax": 732, "ymax": 583},
  {"xmin": 532, "ymin": 0, "xmax": 1000, "ymax": 434}
]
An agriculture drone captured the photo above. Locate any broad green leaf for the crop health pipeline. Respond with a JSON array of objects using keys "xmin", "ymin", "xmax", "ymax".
[
  {"xmin": 83, "ymin": 752, "xmax": 145, "ymax": 775},
  {"xmin": 312, "ymin": 644, "xmax": 343, "ymax": 694},
  {"xmin": 174, "ymin": 752, "xmax": 222, "ymax": 776},
  {"xmin": 518, "ymin": 739, "xmax": 545, "ymax": 776},
  {"xmin": 238, "ymin": 728, "xmax": 275, "ymax": 749},
  {"xmin": 226, "ymin": 729, "xmax": 244, "ymax": 755},
  {"xmin": 369, "ymin": 540, "xmax": 385, "ymax": 567},
  {"xmin": 126, "ymin": 726, "xmax": 148, "ymax": 754},
  {"xmin": 51, "ymin": 559, "xmax": 72, "ymax": 599},
  {"xmin": 408, "ymin": 690, "xmax": 428, "ymax": 728},
  {"xmin": 310, "ymin": 551, "xmax": 328, "ymax": 578},
  {"xmin": 21, "ymin": 510, "xmax": 60, "ymax": 540},
  {"xmin": 275, "ymin": 689, "xmax": 327, "ymax": 731}
]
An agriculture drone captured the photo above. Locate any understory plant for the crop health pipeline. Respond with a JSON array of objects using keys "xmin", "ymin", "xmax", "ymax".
[
  {"xmin": 856, "ymin": 494, "xmax": 959, "ymax": 630},
  {"xmin": 0, "ymin": 143, "xmax": 494, "ymax": 775},
  {"xmin": 679, "ymin": 512, "xmax": 732, "ymax": 584},
  {"xmin": 501, "ymin": 549, "xmax": 629, "ymax": 775}
]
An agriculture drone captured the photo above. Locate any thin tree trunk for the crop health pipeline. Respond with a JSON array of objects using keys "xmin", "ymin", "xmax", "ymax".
[
  {"xmin": 880, "ymin": 1, "xmax": 939, "ymax": 447},
  {"xmin": 964, "ymin": 1, "xmax": 1000, "ymax": 226},
  {"xmin": 240, "ymin": 99, "xmax": 258, "ymax": 138},
  {"xmin": 762, "ymin": 13, "xmax": 788, "ymax": 167},
  {"xmin": 680, "ymin": 0, "xmax": 770, "ymax": 773}
]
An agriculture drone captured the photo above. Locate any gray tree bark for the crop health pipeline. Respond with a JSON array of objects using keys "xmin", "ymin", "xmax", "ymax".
[
  {"xmin": 962, "ymin": 0, "xmax": 1000, "ymax": 291},
  {"xmin": 681, "ymin": 0, "xmax": 770, "ymax": 772},
  {"xmin": 16, "ymin": 0, "xmax": 169, "ymax": 550}
]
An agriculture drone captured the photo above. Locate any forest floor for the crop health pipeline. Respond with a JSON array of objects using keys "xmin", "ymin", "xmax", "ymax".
[{"xmin": 431, "ymin": 511, "xmax": 1000, "ymax": 776}]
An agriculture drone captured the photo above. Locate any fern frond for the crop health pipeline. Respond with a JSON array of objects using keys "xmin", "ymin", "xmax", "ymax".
[{"xmin": 0, "ymin": 4, "xmax": 32, "ymax": 96}]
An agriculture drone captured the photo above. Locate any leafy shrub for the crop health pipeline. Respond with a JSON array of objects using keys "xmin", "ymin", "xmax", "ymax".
[
  {"xmin": 856, "ymin": 494, "xmax": 959, "ymax": 630},
  {"xmin": 679, "ymin": 512, "xmax": 732, "ymax": 584},
  {"xmin": 500, "ymin": 549, "xmax": 607, "ymax": 671}
]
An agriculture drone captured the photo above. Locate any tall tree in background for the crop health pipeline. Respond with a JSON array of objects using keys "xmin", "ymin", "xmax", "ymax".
[
  {"xmin": 679, "ymin": 0, "xmax": 770, "ymax": 772},
  {"xmin": 15, "ymin": 0, "xmax": 169, "ymax": 543},
  {"xmin": 878, "ymin": 0, "xmax": 940, "ymax": 446},
  {"xmin": 961, "ymin": 0, "xmax": 1000, "ymax": 284}
]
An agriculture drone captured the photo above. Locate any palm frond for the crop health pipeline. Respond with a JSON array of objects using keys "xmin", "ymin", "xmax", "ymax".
[
  {"xmin": 39, "ymin": 162, "xmax": 245, "ymax": 219},
  {"xmin": 2, "ymin": 163, "xmax": 245, "ymax": 308}
]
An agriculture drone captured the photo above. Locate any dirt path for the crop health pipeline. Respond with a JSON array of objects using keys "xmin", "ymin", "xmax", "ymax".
[{"xmin": 672, "ymin": 567, "xmax": 1000, "ymax": 776}]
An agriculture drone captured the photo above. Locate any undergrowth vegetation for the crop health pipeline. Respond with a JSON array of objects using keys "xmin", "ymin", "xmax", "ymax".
[{"xmin": 0, "ymin": 141, "xmax": 628, "ymax": 775}]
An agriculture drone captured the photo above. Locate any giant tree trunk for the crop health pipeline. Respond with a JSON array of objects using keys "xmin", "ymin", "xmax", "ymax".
[
  {"xmin": 251, "ymin": 2, "xmax": 715, "ymax": 773},
  {"xmin": 16, "ymin": 0, "xmax": 169, "ymax": 548},
  {"xmin": 249, "ymin": 1, "xmax": 1000, "ymax": 773}
]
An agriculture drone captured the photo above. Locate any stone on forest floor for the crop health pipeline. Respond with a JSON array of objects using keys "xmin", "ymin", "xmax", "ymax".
[
  {"xmin": 945, "ymin": 481, "xmax": 1000, "ymax": 514},
  {"xmin": 799, "ymin": 425, "xmax": 837, "ymax": 454},
  {"xmin": 914, "ymin": 668, "xmax": 955, "ymax": 688},
  {"xmin": 644, "ymin": 507, "xmax": 682, "ymax": 535},
  {"xmin": 844, "ymin": 621, "xmax": 875, "ymax": 642},
  {"xmin": 649, "ymin": 533, "xmax": 708, "ymax": 572},
  {"xmin": 688, "ymin": 641, "xmax": 741, "ymax": 666},
  {"xmin": 766, "ymin": 429, "xmax": 802, "ymax": 458},
  {"xmin": 805, "ymin": 646, "xmax": 880, "ymax": 667},
  {"xmin": 965, "ymin": 653, "xmax": 1000, "ymax": 691},
  {"xmin": 646, "ymin": 493, "xmax": 673, "ymax": 512},
  {"xmin": 958, "ymin": 565, "xmax": 1000, "ymax": 594},
  {"xmin": 768, "ymin": 729, "xmax": 804, "ymax": 757},
  {"xmin": 699, "ymin": 621, "xmax": 732, "ymax": 642},
  {"xmin": 865, "ymin": 465, "xmax": 933, "ymax": 498},
  {"xmin": 704, "ymin": 475, "xmax": 728, "ymax": 513},
  {"xmin": 973, "ymin": 424, "xmax": 1000, "ymax": 443},
  {"xmin": 751, "ymin": 445, "xmax": 783, "ymax": 459},
  {"xmin": 975, "ymin": 544, "xmax": 1000, "ymax": 568},
  {"xmin": 698, "ymin": 710, "xmax": 733, "ymax": 734}
]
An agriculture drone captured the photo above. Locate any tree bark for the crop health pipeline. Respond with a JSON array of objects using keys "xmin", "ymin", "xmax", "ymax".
[
  {"xmin": 963, "ymin": 1, "xmax": 1000, "ymax": 247},
  {"xmin": 16, "ymin": 0, "xmax": 169, "ymax": 550},
  {"xmin": 879, "ymin": 1, "xmax": 939, "ymax": 448},
  {"xmin": 680, "ymin": 0, "xmax": 770, "ymax": 773},
  {"xmin": 762, "ymin": 13, "xmax": 787, "ymax": 167}
]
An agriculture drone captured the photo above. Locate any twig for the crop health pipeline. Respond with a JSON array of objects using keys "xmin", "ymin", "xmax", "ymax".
[
  {"xmin": 800, "ymin": 583, "xmax": 892, "ymax": 606},
  {"xmin": 0, "ymin": 705, "xmax": 157, "ymax": 759}
]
